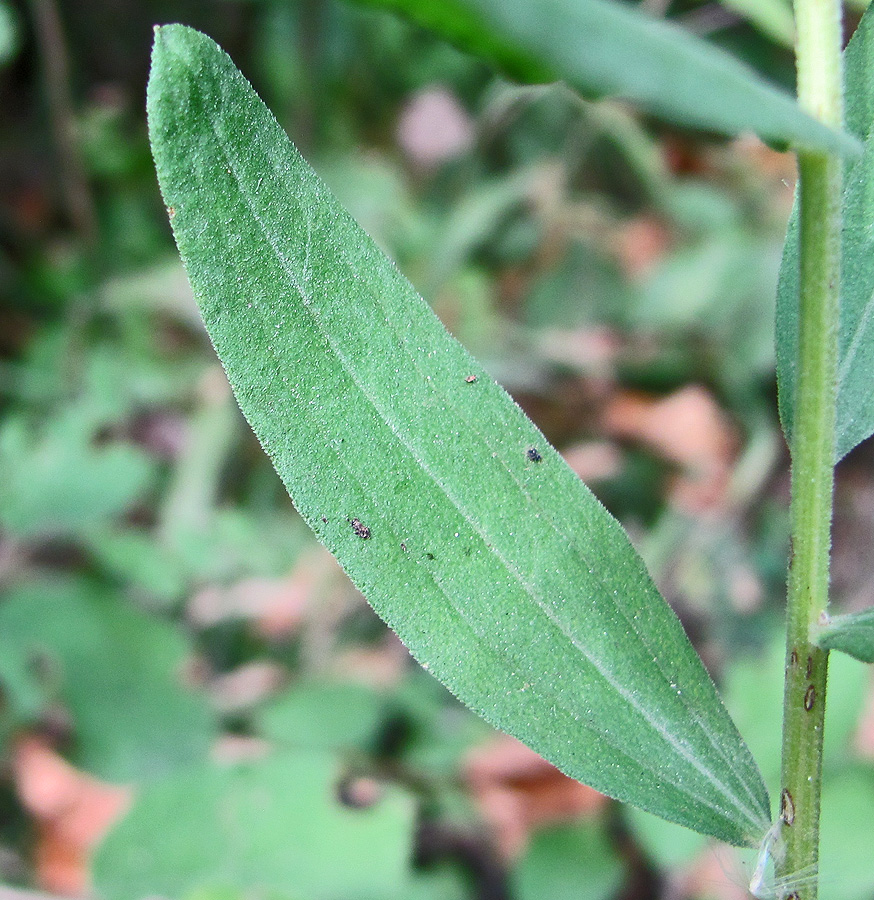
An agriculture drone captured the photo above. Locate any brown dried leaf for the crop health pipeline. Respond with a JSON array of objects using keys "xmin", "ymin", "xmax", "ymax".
[
  {"xmin": 464, "ymin": 735, "xmax": 609, "ymax": 859},
  {"xmin": 187, "ymin": 548, "xmax": 339, "ymax": 638},
  {"xmin": 602, "ymin": 385, "xmax": 738, "ymax": 512},
  {"xmin": 561, "ymin": 441, "xmax": 622, "ymax": 483},
  {"xmin": 330, "ymin": 632, "xmax": 411, "ymax": 689},
  {"xmin": 13, "ymin": 736, "xmax": 131, "ymax": 896},
  {"xmin": 673, "ymin": 843, "xmax": 750, "ymax": 900},
  {"xmin": 613, "ymin": 214, "xmax": 672, "ymax": 279},
  {"xmin": 208, "ymin": 661, "xmax": 287, "ymax": 713}
]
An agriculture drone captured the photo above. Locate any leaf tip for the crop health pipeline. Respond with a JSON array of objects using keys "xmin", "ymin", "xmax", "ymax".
[{"xmin": 149, "ymin": 23, "xmax": 206, "ymax": 69}]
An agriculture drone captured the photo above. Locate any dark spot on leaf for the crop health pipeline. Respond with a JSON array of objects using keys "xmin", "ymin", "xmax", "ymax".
[
  {"xmin": 780, "ymin": 788, "xmax": 795, "ymax": 826},
  {"xmin": 526, "ymin": 447, "xmax": 542, "ymax": 463},
  {"xmin": 804, "ymin": 684, "xmax": 815, "ymax": 711},
  {"xmin": 321, "ymin": 516, "xmax": 328, "ymax": 523},
  {"xmin": 463, "ymin": 547, "xmax": 472, "ymax": 557},
  {"xmin": 167, "ymin": 206, "xmax": 176, "ymax": 219},
  {"xmin": 426, "ymin": 553, "xmax": 435, "ymax": 560},
  {"xmin": 790, "ymin": 648, "xmax": 798, "ymax": 666},
  {"xmin": 400, "ymin": 542, "xmax": 407, "ymax": 552},
  {"xmin": 465, "ymin": 374, "xmax": 477, "ymax": 383},
  {"xmin": 806, "ymin": 655, "xmax": 813, "ymax": 678},
  {"xmin": 349, "ymin": 517, "xmax": 371, "ymax": 539}
]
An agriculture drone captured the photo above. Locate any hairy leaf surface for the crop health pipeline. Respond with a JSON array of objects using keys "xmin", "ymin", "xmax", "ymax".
[{"xmin": 147, "ymin": 25, "xmax": 771, "ymax": 846}]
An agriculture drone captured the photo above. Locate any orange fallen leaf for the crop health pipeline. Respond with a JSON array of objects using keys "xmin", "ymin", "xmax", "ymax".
[
  {"xmin": 187, "ymin": 547, "xmax": 341, "ymax": 639},
  {"xmin": 613, "ymin": 215, "xmax": 672, "ymax": 280},
  {"xmin": 464, "ymin": 735, "xmax": 609, "ymax": 860},
  {"xmin": 602, "ymin": 385, "xmax": 738, "ymax": 513},
  {"xmin": 561, "ymin": 440, "xmax": 622, "ymax": 483},
  {"xmin": 13, "ymin": 736, "xmax": 132, "ymax": 896}
]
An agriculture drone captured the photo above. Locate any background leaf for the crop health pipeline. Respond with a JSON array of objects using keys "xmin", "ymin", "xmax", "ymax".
[
  {"xmin": 0, "ymin": 409, "xmax": 157, "ymax": 538},
  {"xmin": 511, "ymin": 822, "xmax": 625, "ymax": 900},
  {"xmin": 0, "ymin": 578, "xmax": 216, "ymax": 781},
  {"xmin": 718, "ymin": 0, "xmax": 795, "ymax": 47},
  {"xmin": 255, "ymin": 681, "xmax": 387, "ymax": 751},
  {"xmin": 352, "ymin": 0, "xmax": 855, "ymax": 154},
  {"xmin": 777, "ymin": 4, "xmax": 874, "ymax": 460},
  {"xmin": 147, "ymin": 24, "xmax": 771, "ymax": 846},
  {"xmin": 93, "ymin": 752, "xmax": 416, "ymax": 900},
  {"xmin": 0, "ymin": 0, "xmax": 20, "ymax": 67}
]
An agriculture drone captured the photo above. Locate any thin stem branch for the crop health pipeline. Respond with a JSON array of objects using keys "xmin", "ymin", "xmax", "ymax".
[
  {"xmin": 27, "ymin": 0, "xmax": 98, "ymax": 245},
  {"xmin": 780, "ymin": 1, "xmax": 843, "ymax": 897}
]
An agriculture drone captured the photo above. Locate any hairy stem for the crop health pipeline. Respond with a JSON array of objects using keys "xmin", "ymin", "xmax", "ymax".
[{"xmin": 780, "ymin": 1, "xmax": 843, "ymax": 897}]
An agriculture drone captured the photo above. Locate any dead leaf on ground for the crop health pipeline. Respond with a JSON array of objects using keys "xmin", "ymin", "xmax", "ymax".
[
  {"xmin": 602, "ymin": 384, "xmax": 738, "ymax": 513},
  {"xmin": 464, "ymin": 735, "xmax": 609, "ymax": 860},
  {"xmin": 211, "ymin": 734, "xmax": 271, "ymax": 765},
  {"xmin": 330, "ymin": 632, "xmax": 412, "ymax": 689},
  {"xmin": 187, "ymin": 547, "xmax": 340, "ymax": 638},
  {"xmin": 613, "ymin": 214, "xmax": 672, "ymax": 280},
  {"xmin": 535, "ymin": 327, "xmax": 624, "ymax": 378},
  {"xmin": 561, "ymin": 440, "xmax": 622, "ymax": 483},
  {"xmin": 208, "ymin": 661, "xmax": 288, "ymax": 713},
  {"xmin": 12, "ymin": 736, "xmax": 131, "ymax": 896}
]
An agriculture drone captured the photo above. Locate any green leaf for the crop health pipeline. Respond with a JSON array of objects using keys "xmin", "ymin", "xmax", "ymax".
[
  {"xmin": 777, "ymin": 5, "xmax": 874, "ymax": 461},
  {"xmin": 0, "ymin": 410, "xmax": 157, "ymax": 538},
  {"xmin": 0, "ymin": 578, "xmax": 216, "ymax": 781},
  {"xmin": 352, "ymin": 0, "xmax": 857, "ymax": 155},
  {"xmin": 255, "ymin": 681, "xmax": 387, "ymax": 751},
  {"xmin": 0, "ymin": 0, "xmax": 20, "ymax": 66},
  {"xmin": 815, "ymin": 608, "xmax": 874, "ymax": 663},
  {"xmin": 94, "ymin": 753, "xmax": 416, "ymax": 900},
  {"xmin": 512, "ymin": 822, "xmax": 626, "ymax": 900},
  {"xmin": 718, "ymin": 0, "xmax": 795, "ymax": 47},
  {"xmin": 147, "ymin": 24, "xmax": 771, "ymax": 846}
]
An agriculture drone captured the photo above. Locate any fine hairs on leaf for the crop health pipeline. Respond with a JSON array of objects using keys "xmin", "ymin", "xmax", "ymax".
[{"xmin": 147, "ymin": 24, "xmax": 771, "ymax": 847}]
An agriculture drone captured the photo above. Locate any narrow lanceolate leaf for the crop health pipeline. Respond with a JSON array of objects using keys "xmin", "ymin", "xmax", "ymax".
[
  {"xmin": 147, "ymin": 24, "xmax": 771, "ymax": 847},
  {"xmin": 718, "ymin": 0, "xmax": 795, "ymax": 48},
  {"xmin": 777, "ymin": 4, "xmax": 874, "ymax": 461},
  {"xmin": 352, "ymin": 0, "xmax": 857, "ymax": 156},
  {"xmin": 816, "ymin": 609, "xmax": 874, "ymax": 663}
]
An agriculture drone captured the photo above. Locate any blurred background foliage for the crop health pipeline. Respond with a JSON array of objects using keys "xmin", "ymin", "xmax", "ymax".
[{"xmin": 1, "ymin": 1, "xmax": 874, "ymax": 898}]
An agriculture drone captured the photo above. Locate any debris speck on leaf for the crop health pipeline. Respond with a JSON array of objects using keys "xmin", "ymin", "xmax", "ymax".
[{"xmin": 349, "ymin": 518, "xmax": 371, "ymax": 539}]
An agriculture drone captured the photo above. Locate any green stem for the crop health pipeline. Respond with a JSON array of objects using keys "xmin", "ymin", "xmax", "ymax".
[{"xmin": 779, "ymin": 1, "xmax": 843, "ymax": 897}]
